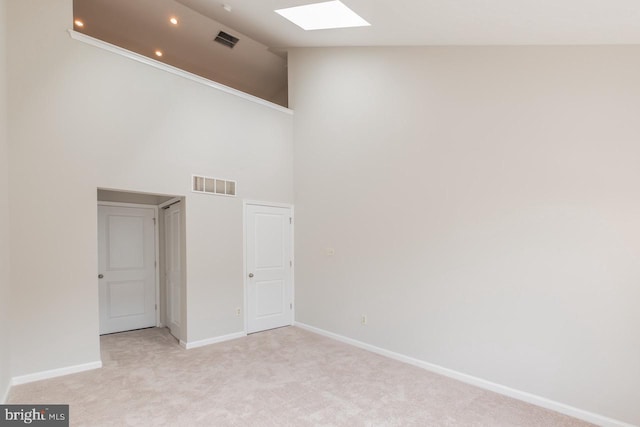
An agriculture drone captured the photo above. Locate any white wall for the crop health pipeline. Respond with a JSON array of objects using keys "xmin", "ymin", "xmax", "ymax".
[
  {"xmin": 0, "ymin": 0, "xmax": 11, "ymax": 403},
  {"xmin": 7, "ymin": 0, "xmax": 293, "ymax": 377},
  {"xmin": 289, "ymin": 46, "xmax": 640, "ymax": 425}
]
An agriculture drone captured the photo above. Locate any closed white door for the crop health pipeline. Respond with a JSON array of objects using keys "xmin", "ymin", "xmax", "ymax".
[
  {"xmin": 98, "ymin": 204, "xmax": 157, "ymax": 335},
  {"xmin": 246, "ymin": 204, "xmax": 293, "ymax": 333},
  {"xmin": 164, "ymin": 202, "xmax": 182, "ymax": 339}
]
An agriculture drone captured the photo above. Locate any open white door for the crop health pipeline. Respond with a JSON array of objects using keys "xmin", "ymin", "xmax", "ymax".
[
  {"xmin": 163, "ymin": 202, "xmax": 182, "ymax": 339},
  {"xmin": 98, "ymin": 204, "xmax": 157, "ymax": 335},
  {"xmin": 245, "ymin": 203, "xmax": 293, "ymax": 334}
]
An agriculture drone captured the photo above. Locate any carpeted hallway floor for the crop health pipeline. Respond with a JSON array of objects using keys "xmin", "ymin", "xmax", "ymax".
[{"xmin": 8, "ymin": 326, "xmax": 592, "ymax": 426}]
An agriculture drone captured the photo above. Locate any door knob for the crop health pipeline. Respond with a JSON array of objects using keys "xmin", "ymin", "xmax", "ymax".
[
  {"xmin": 98, "ymin": 274, "xmax": 104, "ymax": 279},
  {"xmin": 248, "ymin": 273, "xmax": 254, "ymax": 278}
]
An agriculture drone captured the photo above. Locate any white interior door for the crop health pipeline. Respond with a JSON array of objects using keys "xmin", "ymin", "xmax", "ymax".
[
  {"xmin": 246, "ymin": 203, "xmax": 293, "ymax": 334},
  {"xmin": 164, "ymin": 202, "xmax": 182, "ymax": 339},
  {"xmin": 98, "ymin": 204, "xmax": 157, "ymax": 335}
]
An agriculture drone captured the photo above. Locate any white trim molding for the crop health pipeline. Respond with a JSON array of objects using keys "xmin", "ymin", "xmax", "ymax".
[
  {"xmin": 294, "ymin": 322, "xmax": 635, "ymax": 427},
  {"xmin": 180, "ymin": 331, "xmax": 246, "ymax": 350},
  {"xmin": 242, "ymin": 199, "xmax": 294, "ymax": 209},
  {"xmin": 67, "ymin": 30, "xmax": 294, "ymax": 116},
  {"xmin": 159, "ymin": 197, "xmax": 182, "ymax": 210},
  {"xmin": 11, "ymin": 361, "xmax": 102, "ymax": 386}
]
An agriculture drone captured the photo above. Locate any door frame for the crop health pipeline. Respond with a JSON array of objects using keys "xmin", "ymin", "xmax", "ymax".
[
  {"xmin": 97, "ymin": 201, "xmax": 161, "ymax": 329},
  {"xmin": 243, "ymin": 200, "xmax": 294, "ymax": 334}
]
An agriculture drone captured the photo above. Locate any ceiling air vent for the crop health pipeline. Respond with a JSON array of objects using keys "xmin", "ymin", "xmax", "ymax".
[{"xmin": 214, "ymin": 31, "xmax": 239, "ymax": 49}]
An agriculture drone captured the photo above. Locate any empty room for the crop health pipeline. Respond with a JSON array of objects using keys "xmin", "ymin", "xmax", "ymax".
[{"xmin": 0, "ymin": 0, "xmax": 638, "ymax": 425}]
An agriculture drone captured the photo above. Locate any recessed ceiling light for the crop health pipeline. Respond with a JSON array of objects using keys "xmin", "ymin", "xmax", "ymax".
[
  {"xmin": 155, "ymin": 50, "xmax": 163, "ymax": 57},
  {"xmin": 74, "ymin": 19, "xmax": 84, "ymax": 28},
  {"xmin": 169, "ymin": 17, "xmax": 178, "ymax": 25},
  {"xmin": 275, "ymin": 0, "xmax": 370, "ymax": 31},
  {"xmin": 222, "ymin": 4, "xmax": 232, "ymax": 12}
]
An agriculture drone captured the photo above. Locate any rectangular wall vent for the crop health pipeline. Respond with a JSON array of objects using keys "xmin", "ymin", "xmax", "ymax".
[
  {"xmin": 192, "ymin": 175, "xmax": 236, "ymax": 197},
  {"xmin": 214, "ymin": 31, "xmax": 239, "ymax": 48}
]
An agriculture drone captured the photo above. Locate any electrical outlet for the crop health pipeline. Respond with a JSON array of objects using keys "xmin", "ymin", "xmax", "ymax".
[
  {"xmin": 236, "ymin": 308, "xmax": 241, "ymax": 317},
  {"xmin": 361, "ymin": 315, "xmax": 367, "ymax": 325}
]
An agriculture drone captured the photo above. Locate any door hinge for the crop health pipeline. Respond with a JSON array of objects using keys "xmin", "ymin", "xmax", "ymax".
[
  {"xmin": 289, "ymin": 217, "xmax": 292, "ymax": 224},
  {"xmin": 155, "ymin": 304, "xmax": 157, "ymax": 310},
  {"xmin": 289, "ymin": 260, "xmax": 292, "ymax": 267},
  {"xmin": 290, "ymin": 303, "xmax": 293, "ymax": 310},
  {"xmin": 153, "ymin": 217, "xmax": 156, "ymax": 225}
]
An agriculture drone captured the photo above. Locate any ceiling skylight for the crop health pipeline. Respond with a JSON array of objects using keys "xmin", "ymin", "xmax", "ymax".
[{"xmin": 275, "ymin": 0, "xmax": 370, "ymax": 31}]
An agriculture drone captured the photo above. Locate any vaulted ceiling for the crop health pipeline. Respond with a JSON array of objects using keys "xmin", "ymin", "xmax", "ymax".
[
  {"xmin": 180, "ymin": 0, "xmax": 640, "ymax": 47},
  {"xmin": 73, "ymin": 0, "xmax": 640, "ymax": 107}
]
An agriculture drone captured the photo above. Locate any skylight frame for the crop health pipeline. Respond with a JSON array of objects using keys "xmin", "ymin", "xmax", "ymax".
[{"xmin": 275, "ymin": 0, "xmax": 370, "ymax": 31}]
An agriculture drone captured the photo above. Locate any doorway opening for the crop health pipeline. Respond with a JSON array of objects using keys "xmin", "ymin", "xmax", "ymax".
[{"xmin": 97, "ymin": 189, "xmax": 186, "ymax": 343}]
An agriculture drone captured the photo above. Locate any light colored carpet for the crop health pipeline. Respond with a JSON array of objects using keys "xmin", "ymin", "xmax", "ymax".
[{"xmin": 8, "ymin": 326, "xmax": 592, "ymax": 426}]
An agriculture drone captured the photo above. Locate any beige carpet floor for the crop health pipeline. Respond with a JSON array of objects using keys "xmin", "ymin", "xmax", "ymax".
[{"xmin": 8, "ymin": 326, "xmax": 593, "ymax": 426}]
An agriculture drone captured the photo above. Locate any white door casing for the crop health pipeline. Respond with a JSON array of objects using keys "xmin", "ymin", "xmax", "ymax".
[
  {"xmin": 164, "ymin": 202, "xmax": 182, "ymax": 339},
  {"xmin": 245, "ymin": 203, "xmax": 293, "ymax": 334},
  {"xmin": 98, "ymin": 204, "xmax": 157, "ymax": 335}
]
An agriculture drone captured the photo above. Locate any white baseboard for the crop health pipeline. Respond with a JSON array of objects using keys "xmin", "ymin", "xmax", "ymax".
[
  {"xmin": 294, "ymin": 322, "xmax": 634, "ymax": 427},
  {"xmin": 11, "ymin": 361, "xmax": 103, "ymax": 386},
  {"xmin": 180, "ymin": 331, "xmax": 246, "ymax": 350}
]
